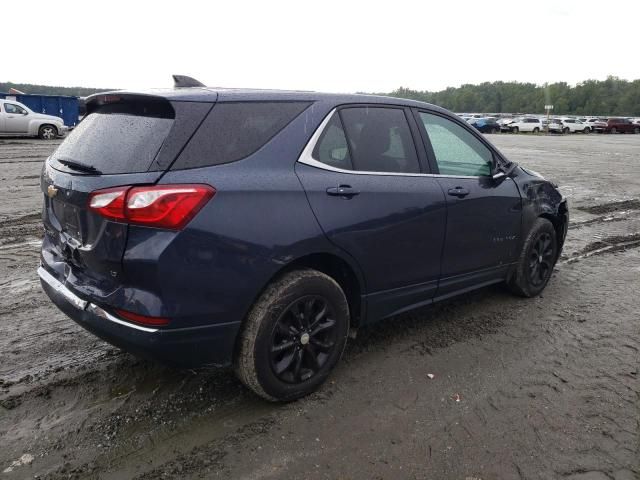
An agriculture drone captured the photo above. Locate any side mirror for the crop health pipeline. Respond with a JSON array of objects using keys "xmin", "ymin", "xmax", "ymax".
[{"xmin": 23, "ymin": 111, "xmax": 28, "ymax": 116}]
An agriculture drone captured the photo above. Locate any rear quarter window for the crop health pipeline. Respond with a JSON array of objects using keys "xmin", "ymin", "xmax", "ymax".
[{"xmin": 171, "ymin": 101, "xmax": 311, "ymax": 170}]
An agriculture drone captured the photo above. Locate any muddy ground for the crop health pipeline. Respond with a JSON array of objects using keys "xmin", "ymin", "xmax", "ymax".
[{"xmin": 0, "ymin": 134, "xmax": 638, "ymax": 480}]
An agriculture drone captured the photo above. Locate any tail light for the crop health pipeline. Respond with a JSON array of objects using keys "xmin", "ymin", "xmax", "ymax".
[
  {"xmin": 114, "ymin": 308, "xmax": 170, "ymax": 327},
  {"xmin": 88, "ymin": 184, "xmax": 215, "ymax": 230}
]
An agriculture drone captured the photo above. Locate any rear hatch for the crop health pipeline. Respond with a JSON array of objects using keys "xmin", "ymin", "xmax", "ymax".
[{"xmin": 41, "ymin": 93, "xmax": 214, "ymax": 293}]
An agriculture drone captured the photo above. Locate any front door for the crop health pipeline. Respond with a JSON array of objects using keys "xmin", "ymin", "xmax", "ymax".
[
  {"xmin": 415, "ymin": 110, "xmax": 522, "ymax": 297},
  {"xmin": 296, "ymin": 107, "xmax": 447, "ymax": 322},
  {"xmin": 3, "ymin": 102, "xmax": 30, "ymax": 133}
]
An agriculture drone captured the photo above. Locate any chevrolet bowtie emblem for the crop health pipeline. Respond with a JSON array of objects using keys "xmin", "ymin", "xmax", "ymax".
[{"xmin": 47, "ymin": 185, "xmax": 58, "ymax": 198}]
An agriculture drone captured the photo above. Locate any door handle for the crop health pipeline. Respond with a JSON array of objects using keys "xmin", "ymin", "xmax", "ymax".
[
  {"xmin": 447, "ymin": 187, "xmax": 470, "ymax": 198},
  {"xmin": 326, "ymin": 185, "xmax": 360, "ymax": 197}
]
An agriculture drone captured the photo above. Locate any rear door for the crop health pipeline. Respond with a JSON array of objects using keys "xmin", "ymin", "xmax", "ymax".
[
  {"xmin": 414, "ymin": 110, "xmax": 522, "ymax": 297},
  {"xmin": 41, "ymin": 94, "xmax": 213, "ymax": 286},
  {"xmin": 296, "ymin": 106, "xmax": 447, "ymax": 322}
]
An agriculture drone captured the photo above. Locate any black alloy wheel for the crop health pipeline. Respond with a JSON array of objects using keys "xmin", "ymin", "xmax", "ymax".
[
  {"xmin": 269, "ymin": 295, "xmax": 337, "ymax": 384},
  {"xmin": 235, "ymin": 269, "xmax": 350, "ymax": 401},
  {"xmin": 507, "ymin": 218, "xmax": 558, "ymax": 297},
  {"xmin": 527, "ymin": 232, "xmax": 554, "ymax": 287}
]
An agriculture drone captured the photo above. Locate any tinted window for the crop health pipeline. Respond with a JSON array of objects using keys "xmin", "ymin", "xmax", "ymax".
[
  {"xmin": 173, "ymin": 102, "xmax": 310, "ymax": 169},
  {"xmin": 419, "ymin": 112, "xmax": 493, "ymax": 177},
  {"xmin": 5, "ymin": 103, "xmax": 26, "ymax": 114},
  {"xmin": 312, "ymin": 113, "xmax": 352, "ymax": 170},
  {"xmin": 51, "ymin": 107, "xmax": 174, "ymax": 174},
  {"xmin": 339, "ymin": 107, "xmax": 419, "ymax": 173}
]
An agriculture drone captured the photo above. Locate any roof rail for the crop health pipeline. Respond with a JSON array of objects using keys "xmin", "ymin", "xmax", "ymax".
[{"xmin": 172, "ymin": 75, "xmax": 206, "ymax": 88}]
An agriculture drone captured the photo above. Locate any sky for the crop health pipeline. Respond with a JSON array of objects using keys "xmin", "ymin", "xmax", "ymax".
[{"xmin": 7, "ymin": 0, "xmax": 640, "ymax": 93}]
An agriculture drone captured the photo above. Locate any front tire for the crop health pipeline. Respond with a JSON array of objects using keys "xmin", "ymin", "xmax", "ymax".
[
  {"xmin": 610, "ymin": 127, "xmax": 617, "ymax": 134},
  {"xmin": 634, "ymin": 127, "xmax": 640, "ymax": 134},
  {"xmin": 583, "ymin": 128, "xmax": 590, "ymax": 134},
  {"xmin": 563, "ymin": 127, "xmax": 570, "ymax": 134},
  {"xmin": 235, "ymin": 269, "xmax": 350, "ymax": 401},
  {"xmin": 38, "ymin": 124, "xmax": 58, "ymax": 140},
  {"xmin": 512, "ymin": 126, "xmax": 519, "ymax": 134},
  {"xmin": 508, "ymin": 218, "xmax": 558, "ymax": 298}
]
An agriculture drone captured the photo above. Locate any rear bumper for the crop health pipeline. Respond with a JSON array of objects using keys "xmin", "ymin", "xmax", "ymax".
[{"xmin": 38, "ymin": 266, "xmax": 240, "ymax": 368}]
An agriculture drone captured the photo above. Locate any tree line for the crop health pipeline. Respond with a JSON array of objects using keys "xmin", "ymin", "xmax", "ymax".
[
  {"xmin": 384, "ymin": 76, "xmax": 640, "ymax": 116},
  {"xmin": 3, "ymin": 76, "xmax": 640, "ymax": 116}
]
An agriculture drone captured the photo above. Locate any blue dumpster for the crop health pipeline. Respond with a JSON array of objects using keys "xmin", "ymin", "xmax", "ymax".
[{"xmin": 0, "ymin": 93, "xmax": 79, "ymax": 127}]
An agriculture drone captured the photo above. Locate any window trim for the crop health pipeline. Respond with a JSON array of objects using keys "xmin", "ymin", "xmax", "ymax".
[{"xmin": 299, "ymin": 107, "xmax": 488, "ymax": 179}]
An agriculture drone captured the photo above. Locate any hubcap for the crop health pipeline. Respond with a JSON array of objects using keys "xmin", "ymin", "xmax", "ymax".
[
  {"xmin": 269, "ymin": 295, "xmax": 337, "ymax": 384},
  {"xmin": 528, "ymin": 233, "xmax": 554, "ymax": 287}
]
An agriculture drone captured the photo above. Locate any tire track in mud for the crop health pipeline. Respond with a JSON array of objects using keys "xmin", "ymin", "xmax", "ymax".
[
  {"xmin": 577, "ymin": 199, "xmax": 640, "ymax": 215},
  {"xmin": 561, "ymin": 232, "xmax": 640, "ymax": 264}
]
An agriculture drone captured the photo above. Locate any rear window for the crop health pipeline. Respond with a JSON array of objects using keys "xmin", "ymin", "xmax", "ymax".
[
  {"xmin": 51, "ymin": 101, "xmax": 174, "ymax": 174},
  {"xmin": 171, "ymin": 101, "xmax": 311, "ymax": 170}
]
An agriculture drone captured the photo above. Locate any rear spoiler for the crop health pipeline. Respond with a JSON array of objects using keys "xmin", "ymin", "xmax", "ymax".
[{"xmin": 84, "ymin": 93, "xmax": 175, "ymax": 117}]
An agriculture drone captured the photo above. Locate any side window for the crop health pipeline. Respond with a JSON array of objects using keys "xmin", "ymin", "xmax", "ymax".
[
  {"xmin": 5, "ymin": 103, "xmax": 26, "ymax": 115},
  {"xmin": 419, "ymin": 112, "xmax": 493, "ymax": 177},
  {"xmin": 339, "ymin": 107, "xmax": 419, "ymax": 173},
  {"xmin": 312, "ymin": 113, "xmax": 352, "ymax": 170},
  {"xmin": 172, "ymin": 101, "xmax": 311, "ymax": 169}
]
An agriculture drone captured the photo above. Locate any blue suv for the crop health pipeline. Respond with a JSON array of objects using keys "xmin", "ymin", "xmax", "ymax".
[{"xmin": 39, "ymin": 77, "xmax": 568, "ymax": 401}]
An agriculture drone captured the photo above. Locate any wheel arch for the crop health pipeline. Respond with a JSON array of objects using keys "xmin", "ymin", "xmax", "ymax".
[
  {"xmin": 37, "ymin": 123, "xmax": 59, "ymax": 137},
  {"xmin": 273, "ymin": 251, "xmax": 365, "ymax": 328},
  {"xmin": 538, "ymin": 203, "xmax": 568, "ymax": 259}
]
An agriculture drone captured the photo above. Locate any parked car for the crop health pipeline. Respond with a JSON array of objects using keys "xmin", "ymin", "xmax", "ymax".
[
  {"xmin": 548, "ymin": 118, "xmax": 590, "ymax": 134},
  {"xmin": 580, "ymin": 118, "xmax": 605, "ymax": 132},
  {"xmin": 507, "ymin": 117, "xmax": 543, "ymax": 133},
  {"xmin": 593, "ymin": 118, "xmax": 640, "ymax": 134},
  {"xmin": 497, "ymin": 117, "xmax": 515, "ymax": 132},
  {"xmin": 0, "ymin": 99, "xmax": 67, "ymax": 139},
  {"xmin": 38, "ymin": 79, "xmax": 568, "ymax": 401},
  {"xmin": 470, "ymin": 117, "xmax": 501, "ymax": 134}
]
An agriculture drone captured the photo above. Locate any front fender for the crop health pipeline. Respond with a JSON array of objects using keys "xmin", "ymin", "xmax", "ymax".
[
  {"xmin": 28, "ymin": 119, "xmax": 62, "ymax": 135},
  {"xmin": 511, "ymin": 167, "xmax": 568, "ymax": 254}
]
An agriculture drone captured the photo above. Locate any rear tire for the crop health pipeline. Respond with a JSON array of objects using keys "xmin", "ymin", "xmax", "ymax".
[
  {"xmin": 235, "ymin": 269, "xmax": 350, "ymax": 402},
  {"xmin": 634, "ymin": 127, "xmax": 639, "ymax": 134},
  {"xmin": 512, "ymin": 126, "xmax": 519, "ymax": 134},
  {"xmin": 533, "ymin": 127, "xmax": 540, "ymax": 134},
  {"xmin": 563, "ymin": 127, "xmax": 570, "ymax": 134},
  {"xmin": 38, "ymin": 124, "xmax": 57, "ymax": 140},
  {"xmin": 610, "ymin": 127, "xmax": 617, "ymax": 134},
  {"xmin": 507, "ymin": 218, "xmax": 558, "ymax": 298}
]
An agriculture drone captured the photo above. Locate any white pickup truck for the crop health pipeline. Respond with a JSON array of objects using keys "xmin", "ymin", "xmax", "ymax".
[{"xmin": 0, "ymin": 99, "xmax": 67, "ymax": 139}]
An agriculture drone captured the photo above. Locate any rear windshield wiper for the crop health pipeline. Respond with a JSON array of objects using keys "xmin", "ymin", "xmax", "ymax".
[{"xmin": 57, "ymin": 158, "xmax": 102, "ymax": 175}]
